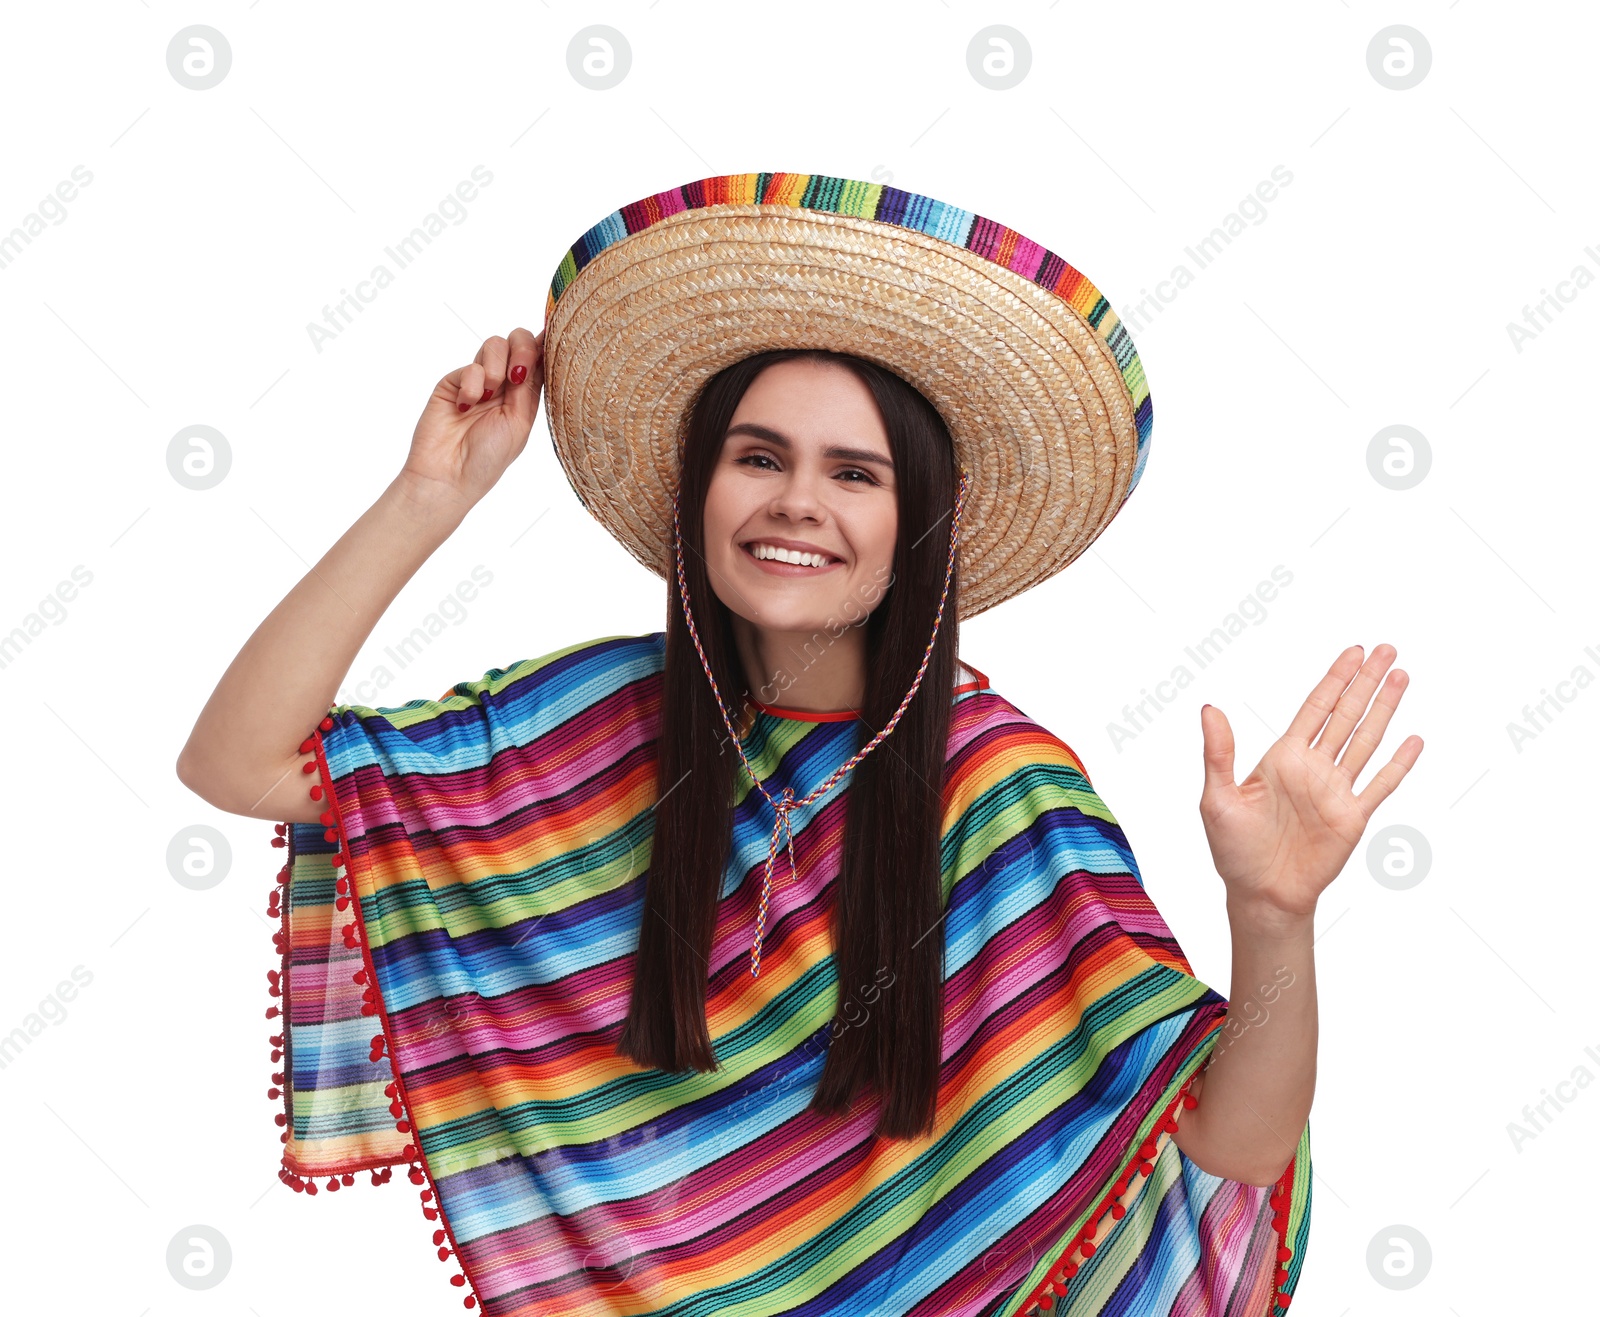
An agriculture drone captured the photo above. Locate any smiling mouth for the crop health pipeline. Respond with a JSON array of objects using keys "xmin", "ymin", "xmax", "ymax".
[{"xmin": 740, "ymin": 542, "xmax": 844, "ymax": 571}]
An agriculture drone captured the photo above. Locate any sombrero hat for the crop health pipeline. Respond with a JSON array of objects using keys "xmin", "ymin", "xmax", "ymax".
[{"xmin": 541, "ymin": 170, "xmax": 1152, "ymax": 621}]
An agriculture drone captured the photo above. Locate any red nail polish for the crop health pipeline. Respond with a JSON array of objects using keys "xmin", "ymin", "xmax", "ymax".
[
  {"xmin": 457, "ymin": 402, "xmax": 470, "ymax": 413},
  {"xmin": 510, "ymin": 364, "xmax": 527, "ymax": 384},
  {"xmin": 480, "ymin": 387, "xmax": 493, "ymax": 402}
]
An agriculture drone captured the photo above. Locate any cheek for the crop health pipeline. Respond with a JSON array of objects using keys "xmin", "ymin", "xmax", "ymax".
[
  {"xmin": 862, "ymin": 509, "xmax": 898, "ymax": 571},
  {"xmin": 701, "ymin": 476, "xmax": 740, "ymax": 547}
]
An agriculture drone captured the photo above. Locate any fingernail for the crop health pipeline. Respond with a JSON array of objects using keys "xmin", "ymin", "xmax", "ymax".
[
  {"xmin": 457, "ymin": 402, "xmax": 470, "ymax": 413},
  {"xmin": 1202, "ymin": 703, "xmax": 1212, "ymax": 711},
  {"xmin": 481, "ymin": 387, "xmax": 493, "ymax": 402},
  {"xmin": 510, "ymin": 364, "xmax": 527, "ymax": 384}
]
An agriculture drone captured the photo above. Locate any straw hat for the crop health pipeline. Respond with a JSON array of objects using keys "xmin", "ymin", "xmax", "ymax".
[{"xmin": 541, "ymin": 171, "xmax": 1153, "ymax": 621}]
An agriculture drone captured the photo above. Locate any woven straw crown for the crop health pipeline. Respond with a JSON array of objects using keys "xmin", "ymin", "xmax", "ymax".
[{"xmin": 541, "ymin": 171, "xmax": 1152, "ymax": 620}]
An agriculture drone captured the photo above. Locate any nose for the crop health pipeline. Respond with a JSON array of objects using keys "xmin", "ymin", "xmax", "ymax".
[{"xmin": 766, "ymin": 463, "xmax": 827, "ymax": 524}]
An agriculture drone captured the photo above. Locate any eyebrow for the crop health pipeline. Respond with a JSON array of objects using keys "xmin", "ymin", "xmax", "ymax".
[{"xmin": 722, "ymin": 422, "xmax": 895, "ymax": 471}]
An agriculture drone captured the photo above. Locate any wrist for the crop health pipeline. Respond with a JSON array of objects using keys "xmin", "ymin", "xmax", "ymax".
[
  {"xmin": 388, "ymin": 470, "xmax": 473, "ymax": 531},
  {"xmin": 1225, "ymin": 892, "xmax": 1315, "ymax": 942}
]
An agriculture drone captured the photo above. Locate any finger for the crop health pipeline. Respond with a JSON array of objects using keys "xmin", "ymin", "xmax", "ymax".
[
  {"xmin": 1200, "ymin": 703, "xmax": 1237, "ymax": 801},
  {"xmin": 1353, "ymin": 733, "xmax": 1424, "ymax": 820},
  {"xmin": 530, "ymin": 326, "xmax": 547, "ymax": 391},
  {"xmin": 454, "ymin": 360, "xmax": 485, "ymax": 413},
  {"xmin": 1283, "ymin": 645, "xmax": 1367, "ymax": 747},
  {"xmin": 1312, "ymin": 644, "xmax": 1398, "ymax": 761},
  {"xmin": 478, "ymin": 334, "xmax": 510, "ymax": 398},
  {"xmin": 530, "ymin": 327, "xmax": 547, "ymax": 403},
  {"xmin": 1332, "ymin": 666, "xmax": 1410, "ymax": 780}
]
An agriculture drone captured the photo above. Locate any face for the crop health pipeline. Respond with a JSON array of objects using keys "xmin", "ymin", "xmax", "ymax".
[{"xmin": 701, "ymin": 357, "xmax": 899, "ymax": 635}]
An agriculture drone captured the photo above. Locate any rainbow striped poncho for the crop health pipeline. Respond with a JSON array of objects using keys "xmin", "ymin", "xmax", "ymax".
[{"xmin": 267, "ymin": 632, "xmax": 1311, "ymax": 1315}]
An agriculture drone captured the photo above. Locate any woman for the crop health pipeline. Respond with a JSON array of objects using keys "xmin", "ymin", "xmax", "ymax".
[{"xmin": 178, "ymin": 172, "xmax": 1419, "ymax": 1316}]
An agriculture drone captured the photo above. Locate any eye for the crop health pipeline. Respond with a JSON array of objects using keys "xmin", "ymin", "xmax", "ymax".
[
  {"xmin": 837, "ymin": 467, "xmax": 877, "ymax": 485},
  {"xmin": 734, "ymin": 452, "xmax": 779, "ymax": 471}
]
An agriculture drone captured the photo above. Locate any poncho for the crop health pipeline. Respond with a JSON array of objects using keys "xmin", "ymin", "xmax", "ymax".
[{"xmin": 264, "ymin": 631, "xmax": 1312, "ymax": 1315}]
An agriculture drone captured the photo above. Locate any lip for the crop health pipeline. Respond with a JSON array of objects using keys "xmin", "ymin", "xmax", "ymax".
[{"xmin": 739, "ymin": 540, "xmax": 846, "ymax": 577}]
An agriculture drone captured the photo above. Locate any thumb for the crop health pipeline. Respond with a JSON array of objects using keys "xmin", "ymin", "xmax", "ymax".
[{"xmin": 1200, "ymin": 703, "xmax": 1236, "ymax": 800}]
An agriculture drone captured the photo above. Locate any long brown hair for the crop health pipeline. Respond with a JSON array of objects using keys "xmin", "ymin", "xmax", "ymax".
[{"xmin": 615, "ymin": 348, "xmax": 961, "ymax": 1141}]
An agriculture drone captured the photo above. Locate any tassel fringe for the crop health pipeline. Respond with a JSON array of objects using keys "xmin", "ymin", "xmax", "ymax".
[
  {"xmin": 1018, "ymin": 1073, "xmax": 1299, "ymax": 1316},
  {"xmin": 269, "ymin": 715, "xmax": 485, "ymax": 1310}
]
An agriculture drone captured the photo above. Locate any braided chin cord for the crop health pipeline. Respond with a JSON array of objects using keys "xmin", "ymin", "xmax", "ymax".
[{"xmin": 671, "ymin": 467, "xmax": 971, "ymax": 978}]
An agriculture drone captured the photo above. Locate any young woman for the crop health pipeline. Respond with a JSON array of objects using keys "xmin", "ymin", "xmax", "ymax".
[{"xmin": 178, "ymin": 173, "xmax": 1419, "ymax": 1317}]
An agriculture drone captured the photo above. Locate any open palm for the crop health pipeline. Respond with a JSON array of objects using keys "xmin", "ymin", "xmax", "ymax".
[{"xmin": 1199, "ymin": 644, "xmax": 1423, "ymax": 923}]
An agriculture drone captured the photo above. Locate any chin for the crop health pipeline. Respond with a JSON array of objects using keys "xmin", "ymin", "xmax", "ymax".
[
  {"xmin": 721, "ymin": 570, "xmax": 881, "ymax": 637},
  {"xmin": 765, "ymin": 602, "xmax": 870, "ymax": 637}
]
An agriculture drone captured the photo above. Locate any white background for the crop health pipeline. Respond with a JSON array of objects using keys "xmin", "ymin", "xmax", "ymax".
[{"xmin": 0, "ymin": 2, "xmax": 1588, "ymax": 1313}]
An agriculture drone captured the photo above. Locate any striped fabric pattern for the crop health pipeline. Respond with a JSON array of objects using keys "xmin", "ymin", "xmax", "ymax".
[
  {"xmin": 274, "ymin": 633, "xmax": 1310, "ymax": 1315},
  {"xmin": 542, "ymin": 172, "xmax": 1155, "ymax": 499}
]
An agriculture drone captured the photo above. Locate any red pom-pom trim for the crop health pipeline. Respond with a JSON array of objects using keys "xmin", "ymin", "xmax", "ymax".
[
  {"xmin": 1266, "ymin": 1149, "xmax": 1301, "ymax": 1315},
  {"xmin": 265, "ymin": 723, "xmax": 485, "ymax": 1314},
  {"xmin": 268, "ymin": 788, "xmax": 309, "ymax": 1197},
  {"xmin": 1019, "ymin": 1069, "xmax": 1247, "ymax": 1316}
]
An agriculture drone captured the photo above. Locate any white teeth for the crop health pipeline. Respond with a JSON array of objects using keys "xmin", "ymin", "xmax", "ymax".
[{"xmin": 751, "ymin": 543, "xmax": 831, "ymax": 567}]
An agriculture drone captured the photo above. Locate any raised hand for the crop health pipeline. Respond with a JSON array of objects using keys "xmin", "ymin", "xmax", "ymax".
[
  {"xmin": 401, "ymin": 326, "xmax": 546, "ymax": 516},
  {"xmin": 1197, "ymin": 643, "xmax": 1423, "ymax": 926}
]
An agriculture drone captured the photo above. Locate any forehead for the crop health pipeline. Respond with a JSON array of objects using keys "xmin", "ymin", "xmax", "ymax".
[{"xmin": 726, "ymin": 359, "xmax": 890, "ymax": 452}]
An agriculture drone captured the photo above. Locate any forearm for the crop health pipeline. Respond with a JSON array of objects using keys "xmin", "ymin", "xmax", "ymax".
[
  {"xmin": 176, "ymin": 472, "xmax": 468, "ymax": 811},
  {"xmin": 1172, "ymin": 895, "xmax": 1317, "ymax": 1186}
]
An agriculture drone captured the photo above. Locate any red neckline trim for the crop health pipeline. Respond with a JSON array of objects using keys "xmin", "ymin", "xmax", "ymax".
[{"xmin": 747, "ymin": 661, "xmax": 990, "ymax": 722}]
